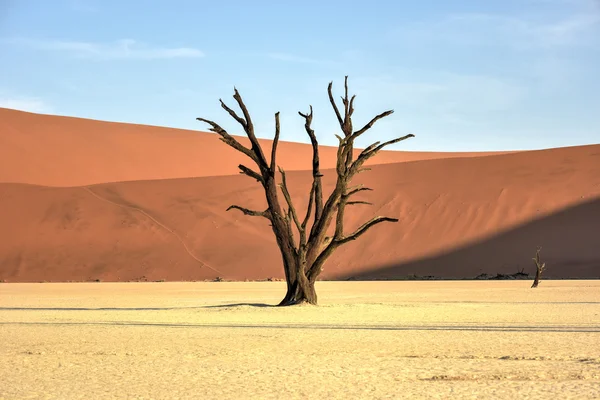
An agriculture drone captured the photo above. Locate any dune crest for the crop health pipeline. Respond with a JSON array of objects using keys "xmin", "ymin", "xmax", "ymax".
[{"xmin": 1, "ymin": 107, "xmax": 512, "ymax": 187}]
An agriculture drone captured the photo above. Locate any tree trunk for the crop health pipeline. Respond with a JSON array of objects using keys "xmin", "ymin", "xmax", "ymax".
[
  {"xmin": 531, "ymin": 248, "xmax": 545, "ymax": 288},
  {"xmin": 531, "ymin": 264, "xmax": 544, "ymax": 288},
  {"xmin": 278, "ymin": 276, "xmax": 317, "ymax": 306},
  {"xmin": 531, "ymin": 274, "xmax": 539, "ymax": 288}
]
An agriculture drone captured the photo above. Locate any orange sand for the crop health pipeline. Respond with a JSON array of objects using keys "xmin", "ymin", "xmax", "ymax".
[{"xmin": 0, "ymin": 108, "xmax": 598, "ymax": 282}]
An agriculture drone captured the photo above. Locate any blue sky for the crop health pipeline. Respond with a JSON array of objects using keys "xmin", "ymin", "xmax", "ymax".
[{"xmin": 1, "ymin": 0, "xmax": 599, "ymax": 151}]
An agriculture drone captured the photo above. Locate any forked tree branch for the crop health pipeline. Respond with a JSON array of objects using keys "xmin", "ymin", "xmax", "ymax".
[
  {"xmin": 196, "ymin": 117, "xmax": 258, "ymax": 163},
  {"xmin": 224, "ymin": 88, "xmax": 269, "ymax": 169},
  {"xmin": 232, "ymin": 89, "xmax": 254, "ymax": 132},
  {"xmin": 227, "ymin": 205, "xmax": 271, "ymax": 219},
  {"xmin": 219, "ymin": 99, "xmax": 248, "ymax": 129},
  {"xmin": 299, "ymin": 106, "xmax": 324, "ymax": 230},
  {"xmin": 350, "ymin": 134, "xmax": 415, "ymax": 177},
  {"xmin": 307, "ymin": 215, "xmax": 398, "ymax": 282},
  {"xmin": 350, "ymin": 110, "xmax": 395, "ymax": 141}
]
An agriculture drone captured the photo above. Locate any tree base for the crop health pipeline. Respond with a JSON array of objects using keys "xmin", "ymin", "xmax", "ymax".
[{"xmin": 278, "ymin": 280, "xmax": 318, "ymax": 306}]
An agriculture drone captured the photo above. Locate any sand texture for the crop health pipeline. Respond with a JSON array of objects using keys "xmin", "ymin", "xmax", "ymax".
[{"xmin": 1, "ymin": 281, "xmax": 599, "ymax": 399}]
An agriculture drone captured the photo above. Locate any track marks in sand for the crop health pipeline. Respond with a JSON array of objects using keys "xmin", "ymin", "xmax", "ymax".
[{"xmin": 81, "ymin": 186, "xmax": 222, "ymax": 274}]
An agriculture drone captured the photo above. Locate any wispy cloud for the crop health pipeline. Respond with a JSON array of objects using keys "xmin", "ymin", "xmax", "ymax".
[
  {"xmin": 353, "ymin": 73, "xmax": 526, "ymax": 115},
  {"xmin": 10, "ymin": 38, "xmax": 204, "ymax": 60},
  {"xmin": 391, "ymin": 4, "xmax": 600, "ymax": 50},
  {"xmin": 446, "ymin": 12, "xmax": 600, "ymax": 48},
  {"xmin": 0, "ymin": 97, "xmax": 53, "ymax": 113}
]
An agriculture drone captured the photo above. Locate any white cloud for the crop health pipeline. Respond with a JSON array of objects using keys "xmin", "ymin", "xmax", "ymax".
[
  {"xmin": 0, "ymin": 97, "xmax": 53, "ymax": 113},
  {"xmin": 10, "ymin": 38, "xmax": 204, "ymax": 60},
  {"xmin": 392, "ymin": 6, "xmax": 599, "ymax": 50},
  {"xmin": 467, "ymin": 11, "xmax": 600, "ymax": 48},
  {"xmin": 351, "ymin": 73, "xmax": 526, "ymax": 117},
  {"xmin": 535, "ymin": 13, "xmax": 600, "ymax": 46}
]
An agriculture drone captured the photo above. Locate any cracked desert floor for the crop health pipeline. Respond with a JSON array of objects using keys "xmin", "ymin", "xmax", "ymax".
[{"xmin": 1, "ymin": 281, "xmax": 599, "ymax": 399}]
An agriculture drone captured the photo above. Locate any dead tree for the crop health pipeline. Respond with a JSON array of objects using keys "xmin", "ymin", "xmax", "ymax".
[
  {"xmin": 531, "ymin": 246, "xmax": 546, "ymax": 288},
  {"xmin": 196, "ymin": 77, "xmax": 414, "ymax": 306}
]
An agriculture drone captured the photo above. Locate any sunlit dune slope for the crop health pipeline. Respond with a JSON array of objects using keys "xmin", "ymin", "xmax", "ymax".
[
  {"xmin": 1, "ymin": 142, "xmax": 598, "ymax": 282},
  {"xmin": 0, "ymin": 107, "xmax": 511, "ymax": 187}
]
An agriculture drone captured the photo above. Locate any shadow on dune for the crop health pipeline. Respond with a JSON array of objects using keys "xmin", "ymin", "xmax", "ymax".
[{"xmin": 335, "ymin": 197, "xmax": 600, "ymax": 280}]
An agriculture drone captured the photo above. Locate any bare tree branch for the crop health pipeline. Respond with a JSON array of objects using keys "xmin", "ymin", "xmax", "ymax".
[
  {"xmin": 350, "ymin": 134, "xmax": 415, "ymax": 176},
  {"xmin": 227, "ymin": 205, "xmax": 270, "ymax": 219},
  {"xmin": 284, "ymin": 207, "xmax": 298, "ymax": 253},
  {"xmin": 346, "ymin": 201, "xmax": 372, "ymax": 206},
  {"xmin": 337, "ymin": 216, "xmax": 398, "ymax": 245},
  {"xmin": 232, "ymin": 88, "xmax": 269, "ymax": 168},
  {"xmin": 334, "ymin": 195, "xmax": 348, "ymax": 239},
  {"xmin": 219, "ymin": 99, "xmax": 247, "ymax": 129},
  {"xmin": 348, "ymin": 94, "xmax": 356, "ymax": 117},
  {"xmin": 278, "ymin": 167, "xmax": 303, "ymax": 242},
  {"xmin": 270, "ymin": 112, "xmax": 280, "ymax": 174},
  {"xmin": 299, "ymin": 106, "xmax": 324, "ymax": 227},
  {"xmin": 342, "ymin": 76, "xmax": 354, "ymax": 135},
  {"xmin": 328, "ymin": 81, "xmax": 344, "ymax": 128},
  {"xmin": 359, "ymin": 141, "xmax": 381, "ymax": 155},
  {"xmin": 301, "ymin": 181, "xmax": 316, "ymax": 232},
  {"xmin": 344, "ymin": 75, "xmax": 349, "ymax": 115},
  {"xmin": 238, "ymin": 164, "xmax": 264, "ymax": 184},
  {"xmin": 307, "ymin": 214, "xmax": 398, "ymax": 283},
  {"xmin": 350, "ymin": 110, "xmax": 394, "ymax": 141},
  {"xmin": 346, "ymin": 185, "xmax": 373, "ymax": 197},
  {"xmin": 196, "ymin": 117, "xmax": 258, "ymax": 163}
]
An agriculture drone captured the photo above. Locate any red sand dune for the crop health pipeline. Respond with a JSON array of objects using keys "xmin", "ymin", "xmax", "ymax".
[
  {"xmin": 0, "ymin": 108, "xmax": 510, "ymax": 187},
  {"xmin": 1, "ymin": 108, "xmax": 599, "ymax": 282}
]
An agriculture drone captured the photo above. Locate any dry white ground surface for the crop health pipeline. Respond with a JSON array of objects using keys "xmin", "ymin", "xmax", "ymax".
[{"xmin": 1, "ymin": 281, "xmax": 599, "ymax": 399}]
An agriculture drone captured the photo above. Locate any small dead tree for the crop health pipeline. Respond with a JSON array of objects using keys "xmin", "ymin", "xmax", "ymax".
[
  {"xmin": 197, "ymin": 77, "xmax": 414, "ymax": 306},
  {"xmin": 531, "ymin": 246, "xmax": 546, "ymax": 288}
]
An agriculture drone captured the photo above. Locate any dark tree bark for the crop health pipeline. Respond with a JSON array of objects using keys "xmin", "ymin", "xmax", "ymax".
[
  {"xmin": 531, "ymin": 246, "xmax": 546, "ymax": 288},
  {"xmin": 197, "ymin": 77, "xmax": 414, "ymax": 305}
]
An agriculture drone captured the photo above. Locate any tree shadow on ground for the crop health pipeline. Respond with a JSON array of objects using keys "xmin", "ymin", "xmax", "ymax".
[
  {"xmin": 1, "ymin": 321, "xmax": 598, "ymax": 333},
  {"xmin": 0, "ymin": 303, "xmax": 274, "ymax": 311},
  {"xmin": 200, "ymin": 303, "xmax": 274, "ymax": 308}
]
